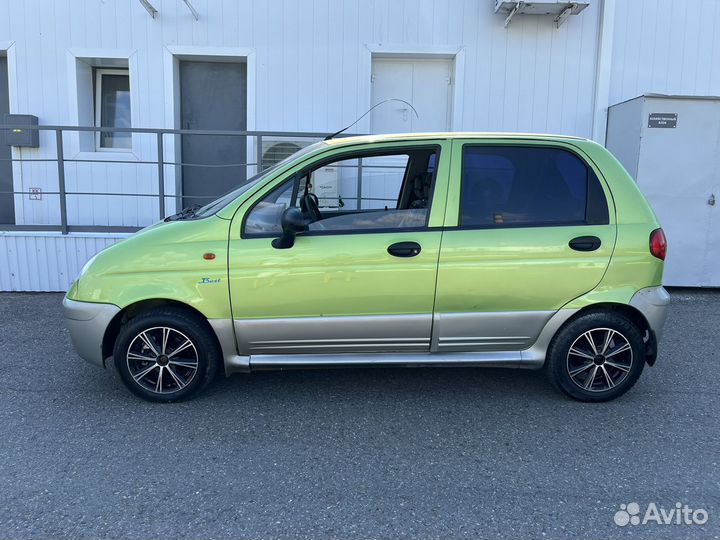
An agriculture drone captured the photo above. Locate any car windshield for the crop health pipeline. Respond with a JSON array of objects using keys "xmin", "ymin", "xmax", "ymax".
[{"xmin": 193, "ymin": 141, "xmax": 325, "ymax": 218}]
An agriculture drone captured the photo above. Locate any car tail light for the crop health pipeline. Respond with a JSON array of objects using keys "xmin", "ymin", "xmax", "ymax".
[{"xmin": 650, "ymin": 228, "xmax": 667, "ymax": 260}]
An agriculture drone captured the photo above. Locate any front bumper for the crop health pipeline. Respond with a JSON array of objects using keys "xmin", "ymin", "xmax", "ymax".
[
  {"xmin": 630, "ymin": 286, "xmax": 671, "ymax": 345},
  {"xmin": 63, "ymin": 296, "xmax": 120, "ymax": 367}
]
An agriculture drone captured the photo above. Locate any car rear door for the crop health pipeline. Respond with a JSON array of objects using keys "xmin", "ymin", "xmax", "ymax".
[{"xmin": 433, "ymin": 139, "xmax": 617, "ymax": 352}]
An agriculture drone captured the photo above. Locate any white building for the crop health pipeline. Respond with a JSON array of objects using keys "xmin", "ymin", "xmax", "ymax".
[{"xmin": 0, "ymin": 0, "xmax": 719, "ymax": 291}]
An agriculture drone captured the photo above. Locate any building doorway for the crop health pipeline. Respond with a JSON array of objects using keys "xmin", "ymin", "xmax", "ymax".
[
  {"xmin": 179, "ymin": 60, "xmax": 247, "ymax": 208},
  {"xmin": 370, "ymin": 57, "xmax": 453, "ymax": 134},
  {"xmin": 0, "ymin": 56, "xmax": 14, "ymax": 224}
]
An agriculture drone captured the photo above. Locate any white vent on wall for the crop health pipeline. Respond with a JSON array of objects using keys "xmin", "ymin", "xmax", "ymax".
[
  {"xmin": 494, "ymin": 1, "xmax": 589, "ymax": 28},
  {"xmin": 261, "ymin": 138, "xmax": 315, "ymax": 170}
]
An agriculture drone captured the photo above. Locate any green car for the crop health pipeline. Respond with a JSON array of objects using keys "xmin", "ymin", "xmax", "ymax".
[{"xmin": 63, "ymin": 133, "xmax": 669, "ymax": 403}]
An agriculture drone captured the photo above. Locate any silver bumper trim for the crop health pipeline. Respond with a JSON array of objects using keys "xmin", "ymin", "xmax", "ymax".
[
  {"xmin": 63, "ymin": 297, "xmax": 120, "ymax": 367},
  {"xmin": 630, "ymin": 286, "xmax": 671, "ymax": 344}
]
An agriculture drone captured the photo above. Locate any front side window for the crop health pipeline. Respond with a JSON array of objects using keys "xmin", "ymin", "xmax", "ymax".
[
  {"xmin": 244, "ymin": 147, "xmax": 438, "ymax": 236},
  {"xmin": 95, "ymin": 69, "xmax": 131, "ymax": 150},
  {"xmin": 460, "ymin": 146, "xmax": 609, "ymax": 228}
]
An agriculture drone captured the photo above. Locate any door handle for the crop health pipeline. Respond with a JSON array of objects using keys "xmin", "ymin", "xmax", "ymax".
[
  {"xmin": 569, "ymin": 236, "xmax": 602, "ymax": 252},
  {"xmin": 387, "ymin": 241, "xmax": 422, "ymax": 258}
]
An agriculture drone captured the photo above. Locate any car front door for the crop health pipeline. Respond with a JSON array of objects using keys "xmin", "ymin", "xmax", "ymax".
[
  {"xmin": 228, "ymin": 141, "xmax": 450, "ymax": 357},
  {"xmin": 434, "ymin": 139, "xmax": 617, "ymax": 352}
]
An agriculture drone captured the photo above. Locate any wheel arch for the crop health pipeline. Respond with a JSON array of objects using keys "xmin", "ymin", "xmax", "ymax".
[
  {"xmin": 561, "ymin": 302, "xmax": 656, "ymax": 365},
  {"xmin": 101, "ymin": 298, "xmax": 218, "ymax": 363}
]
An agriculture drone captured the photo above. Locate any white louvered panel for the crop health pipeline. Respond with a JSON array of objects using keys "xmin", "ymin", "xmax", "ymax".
[{"xmin": 0, "ymin": 234, "xmax": 126, "ymax": 292}]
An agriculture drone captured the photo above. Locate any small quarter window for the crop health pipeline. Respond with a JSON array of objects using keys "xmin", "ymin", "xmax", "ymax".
[
  {"xmin": 460, "ymin": 146, "xmax": 608, "ymax": 228},
  {"xmin": 94, "ymin": 69, "xmax": 131, "ymax": 150}
]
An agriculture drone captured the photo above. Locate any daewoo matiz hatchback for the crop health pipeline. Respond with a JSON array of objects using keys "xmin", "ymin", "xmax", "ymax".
[{"xmin": 64, "ymin": 133, "xmax": 669, "ymax": 402}]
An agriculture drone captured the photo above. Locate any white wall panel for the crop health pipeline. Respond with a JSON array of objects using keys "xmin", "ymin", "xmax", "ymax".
[
  {"xmin": 610, "ymin": 0, "xmax": 720, "ymax": 104},
  {"xmin": 1, "ymin": 0, "xmax": 602, "ymax": 136}
]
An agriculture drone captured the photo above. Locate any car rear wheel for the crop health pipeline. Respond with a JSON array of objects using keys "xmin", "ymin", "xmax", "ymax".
[
  {"xmin": 113, "ymin": 307, "xmax": 220, "ymax": 402},
  {"xmin": 546, "ymin": 311, "xmax": 646, "ymax": 402}
]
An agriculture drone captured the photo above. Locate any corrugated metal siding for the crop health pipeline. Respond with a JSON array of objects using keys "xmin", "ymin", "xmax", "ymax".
[
  {"xmin": 610, "ymin": 0, "xmax": 720, "ymax": 104},
  {"xmin": 0, "ymin": 234, "xmax": 125, "ymax": 292}
]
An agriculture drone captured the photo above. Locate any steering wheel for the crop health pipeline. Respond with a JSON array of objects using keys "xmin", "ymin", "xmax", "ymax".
[{"xmin": 301, "ymin": 192, "xmax": 322, "ymax": 222}]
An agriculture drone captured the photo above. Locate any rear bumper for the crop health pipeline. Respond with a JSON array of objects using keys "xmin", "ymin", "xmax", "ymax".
[
  {"xmin": 63, "ymin": 297, "xmax": 120, "ymax": 367},
  {"xmin": 630, "ymin": 285, "xmax": 671, "ymax": 345}
]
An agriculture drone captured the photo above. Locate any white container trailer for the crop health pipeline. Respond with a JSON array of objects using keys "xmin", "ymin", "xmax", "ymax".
[{"xmin": 606, "ymin": 94, "xmax": 720, "ymax": 287}]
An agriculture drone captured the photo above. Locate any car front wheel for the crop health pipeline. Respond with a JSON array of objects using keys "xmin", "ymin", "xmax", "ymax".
[{"xmin": 113, "ymin": 307, "xmax": 220, "ymax": 402}]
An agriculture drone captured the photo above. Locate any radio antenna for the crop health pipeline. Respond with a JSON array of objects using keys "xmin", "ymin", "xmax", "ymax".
[{"xmin": 324, "ymin": 98, "xmax": 419, "ymax": 140}]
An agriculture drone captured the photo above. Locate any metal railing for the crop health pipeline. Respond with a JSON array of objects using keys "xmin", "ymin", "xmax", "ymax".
[{"xmin": 0, "ymin": 124, "xmax": 333, "ymax": 234}]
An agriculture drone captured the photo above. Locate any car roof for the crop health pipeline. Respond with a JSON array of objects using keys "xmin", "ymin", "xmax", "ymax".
[{"xmin": 325, "ymin": 131, "xmax": 590, "ymax": 146}]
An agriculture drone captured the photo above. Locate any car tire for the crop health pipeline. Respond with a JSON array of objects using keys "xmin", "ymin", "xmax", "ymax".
[
  {"xmin": 545, "ymin": 311, "xmax": 646, "ymax": 402},
  {"xmin": 113, "ymin": 307, "xmax": 220, "ymax": 402}
]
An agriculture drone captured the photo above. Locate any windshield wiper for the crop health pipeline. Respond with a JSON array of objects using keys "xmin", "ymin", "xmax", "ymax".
[{"xmin": 165, "ymin": 204, "xmax": 202, "ymax": 221}]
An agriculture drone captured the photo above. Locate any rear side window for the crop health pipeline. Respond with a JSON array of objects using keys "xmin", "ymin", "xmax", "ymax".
[{"xmin": 460, "ymin": 146, "xmax": 609, "ymax": 228}]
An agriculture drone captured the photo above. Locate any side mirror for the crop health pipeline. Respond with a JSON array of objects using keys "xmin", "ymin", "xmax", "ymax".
[{"xmin": 272, "ymin": 207, "xmax": 307, "ymax": 249}]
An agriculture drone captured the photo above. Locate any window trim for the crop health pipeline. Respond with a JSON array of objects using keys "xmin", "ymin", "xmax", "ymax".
[
  {"xmin": 94, "ymin": 68, "xmax": 132, "ymax": 152},
  {"xmin": 241, "ymin": 144, "xmax": 442, "ymax": 239},
  {"xmin": 455, "ymin": 143, "xmax": 610, "ymax": 231}
]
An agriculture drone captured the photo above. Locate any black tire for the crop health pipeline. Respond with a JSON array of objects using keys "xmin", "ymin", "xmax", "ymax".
[
  {"xmin": 113, "ymin": 307, "xmax": 221, "ymax": 402},
  {"xmin": 545, "ymin": 310, "xmax": 646, "ymax": 402}
]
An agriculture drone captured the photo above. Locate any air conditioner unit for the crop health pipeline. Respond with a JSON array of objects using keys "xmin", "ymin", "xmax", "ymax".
[
  {"xmin": 260, "ymin": 137, "xmax": 316, "ymax": 170},
  {"xmin": 494, "ymin": 1, "xmax": 589, "ymax": 28},
  {"xmin": 260, "ymin": 136, "xmax": 339, "ymax": 208}
]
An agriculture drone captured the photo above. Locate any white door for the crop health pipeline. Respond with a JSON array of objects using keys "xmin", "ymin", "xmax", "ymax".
[
  {"xmin": 370, "ymin": 57, "xmax": 453, "ymax": 134},
  {"xmin": 636, "ymin": 99, "xmax": 720, "ymax": 286}
]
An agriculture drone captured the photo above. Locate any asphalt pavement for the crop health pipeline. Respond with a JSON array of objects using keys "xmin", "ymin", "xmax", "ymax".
[{"xmin": 0, "ymin": 290, "xmax": 718, "ymax": 539}]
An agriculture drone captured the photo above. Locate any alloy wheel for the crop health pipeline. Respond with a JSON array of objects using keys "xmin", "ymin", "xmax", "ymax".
[
  {"xmin": 126, "ymin": 326, "xmax": 199, "ymax": 394},
  {"xmin": 566, "ymin": 327, "xmax": 633, "ymax": 392}
]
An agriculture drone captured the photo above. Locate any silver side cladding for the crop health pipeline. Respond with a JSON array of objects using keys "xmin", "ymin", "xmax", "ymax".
[
  {"xmin": 520, "ymin": 308, "xmax": 579, "ymax": 366},
  {"xmin": 433, "ymin": 310, "xmax": 554, "ymax": 352},
  {"xmin": 233, "ymin": 314, "xmax": 432, "ymax": 355},
  {"xmin": 208, "ymin": 319, "xmax": 250, "ymax": 374},
  {"xmin": 248, "ymin": 350, "xmax": 537, "ymax": 371}
]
